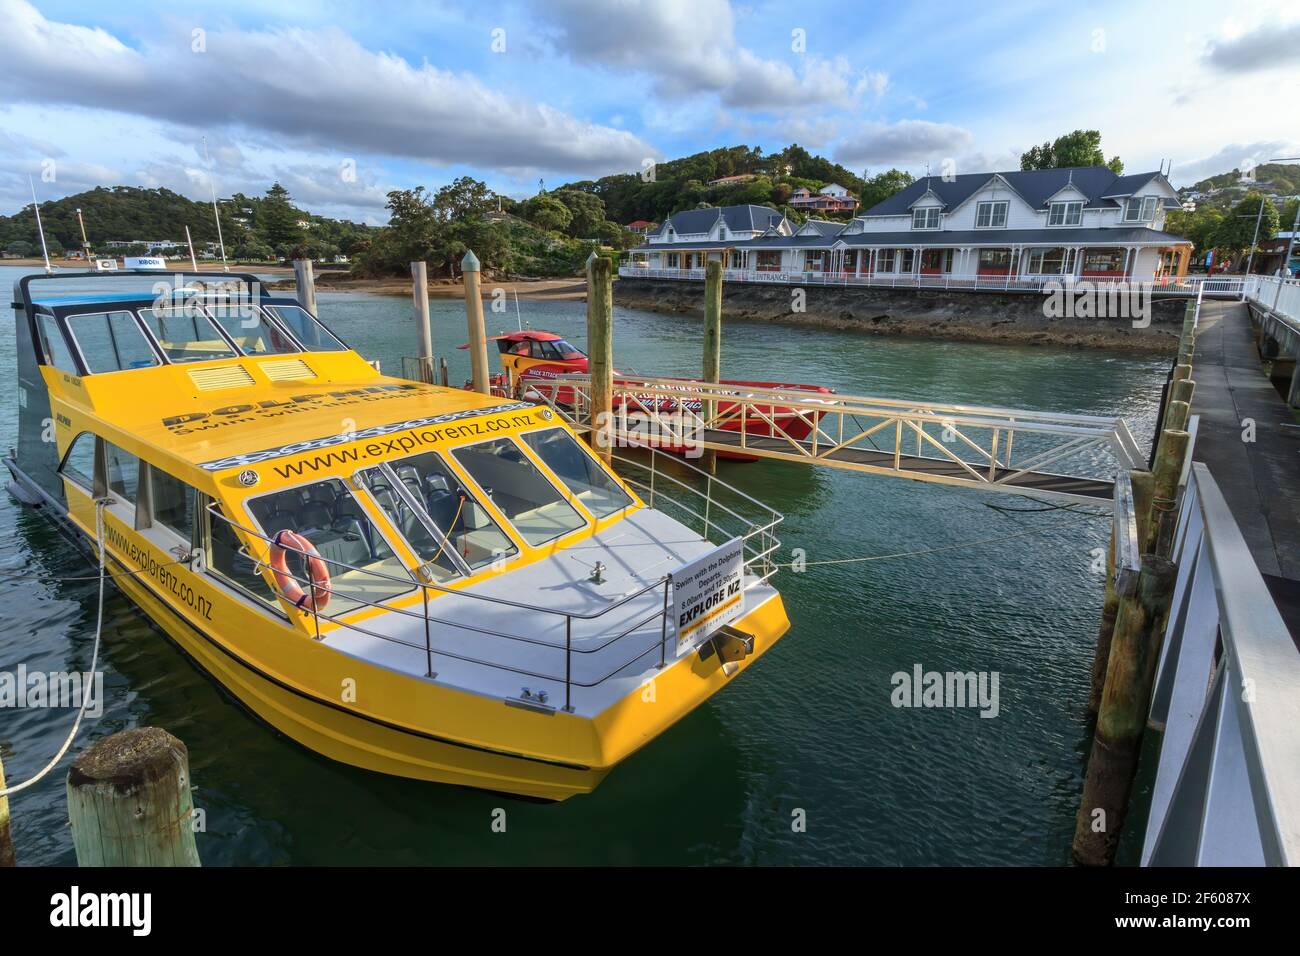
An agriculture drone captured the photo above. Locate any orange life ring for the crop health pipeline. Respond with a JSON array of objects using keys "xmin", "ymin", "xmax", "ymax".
[{"xmin": 269, "ymin": 529, "xmax": 331, "ymax": 612}]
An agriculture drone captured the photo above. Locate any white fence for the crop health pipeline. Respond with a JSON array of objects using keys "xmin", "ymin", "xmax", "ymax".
[
  {"xmin": 1142, "ymin": 462, "xmax": 1300, "ymax": 866},
  {"xmin": 618, "ymin": 264, "xmax": 1251, "ymax": 297}
]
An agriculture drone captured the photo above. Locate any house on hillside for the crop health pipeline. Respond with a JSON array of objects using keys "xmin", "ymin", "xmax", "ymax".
[
  {"xmin": 625, "ymin": 219, "xmax": 659, "ymax": 236},
  {"xmin": 626, "ymin": 166, "xmax": 1193, "ymax": 282},
  {"xmin": 788, "ymin": 185, "xmax": 859, "ymax": 214}
]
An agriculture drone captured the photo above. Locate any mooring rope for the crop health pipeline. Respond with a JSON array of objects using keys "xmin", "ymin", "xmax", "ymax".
[
  {"xmin": 0, "ymin": 500, "xmax": 110, "ymax": 798},
  {"xmin": 773, "ymin": 509, "xmax": 1107, "ymax": 568}
]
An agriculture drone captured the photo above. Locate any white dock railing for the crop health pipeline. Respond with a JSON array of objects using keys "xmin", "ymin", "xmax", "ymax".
[
  {"xmin": 618, "ymin": 264, "xmax": 1252, "ymax": 297},
  {"xmin": 1142, "ymin": 461, "xmax": 1300, "ymax": 866},
  {"xmin": 1242, "ymin": 274, "xmax": 1300, "ymax": 341}
]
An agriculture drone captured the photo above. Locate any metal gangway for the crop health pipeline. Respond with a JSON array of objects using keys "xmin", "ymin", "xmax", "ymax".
[{"xmin": 530, "ymin": 375, "xmax": 1144, "ymax": 503}]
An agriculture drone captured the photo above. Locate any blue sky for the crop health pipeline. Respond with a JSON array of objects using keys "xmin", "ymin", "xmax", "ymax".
[{"xmin": 1, "ymin": 0, "xmax": 1297, "ymax": 224}]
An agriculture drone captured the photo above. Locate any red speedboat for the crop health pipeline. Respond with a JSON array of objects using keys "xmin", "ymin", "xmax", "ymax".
[{"xmin": 464, "ymin": 331, "xmax": 834, "ymax": 460}]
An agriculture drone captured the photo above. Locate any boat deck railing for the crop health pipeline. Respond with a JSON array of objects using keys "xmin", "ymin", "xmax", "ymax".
[
  {"xmin": 206, "ymin": 444, "xmax": 782, "ymax": 712},
  {"xmin": 1141, "ymin": 462, "xmax": 1300, "ymax": 865}
]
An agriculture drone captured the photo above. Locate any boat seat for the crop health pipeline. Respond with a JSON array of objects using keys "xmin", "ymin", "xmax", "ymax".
[{"xmin": 297, "ymin": 503, "xmax": 334, "ymax": 534}]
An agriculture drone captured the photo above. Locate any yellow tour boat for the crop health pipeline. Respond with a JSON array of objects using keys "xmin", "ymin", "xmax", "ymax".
[{"xmin": 5, "ymin": 270, "xmax": 790, "ymax": 800}]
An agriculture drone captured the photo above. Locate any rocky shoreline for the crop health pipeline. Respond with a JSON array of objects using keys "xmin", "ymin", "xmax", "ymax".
[{"xmin": 614, "ymin": 277, "xmax": 1187, "ymax": 351}]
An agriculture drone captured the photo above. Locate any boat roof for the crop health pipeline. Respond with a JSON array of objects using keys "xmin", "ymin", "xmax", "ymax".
[
  {"xmin": 459, "ymin": 330, "xmax": 565, "ymax": 349},
  {"xmin": 67, "ymin": 357, "xmax": 539, "ymax": 479}
]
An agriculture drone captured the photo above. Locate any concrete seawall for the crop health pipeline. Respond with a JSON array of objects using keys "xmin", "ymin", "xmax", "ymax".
[{"xmin": 615, "ymin": 277, "xmax": 1187, "ymax": 351}]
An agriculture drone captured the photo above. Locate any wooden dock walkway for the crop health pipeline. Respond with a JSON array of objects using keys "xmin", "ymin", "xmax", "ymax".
[{"xmin": 1191, "ymin": 299, "xmax": 1300, "ymax": 638}]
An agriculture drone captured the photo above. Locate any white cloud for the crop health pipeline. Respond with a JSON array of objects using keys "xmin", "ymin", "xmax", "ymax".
[
  {"xmin": 1204, "ymin": 20, "xmax": 1300, "ymax": 73},
  {"xmin": 834, "ymin": 120, "xmax": 974, "ymax": 168},
  {"xmin": 539, "ymin": 0, "xmax": 885, "ymax": 111},
  {"xmin": 0, "ymin": 0, "xmax": 654, "ymax": 177}
]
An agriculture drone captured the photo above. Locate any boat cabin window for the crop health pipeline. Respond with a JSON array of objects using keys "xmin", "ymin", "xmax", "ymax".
[
  {"xmin": 151, "ymin": 469, "xmax": 197, "ymax": 542},
  {"xmin": 359, "ymin": 452, "xmax": 517, "ymax": 573},
  {"xmin": 262, "ymin": 306, "xmax": 347, "ymax": 352},
  {"xmin": 136, "ymin": 306, "xmax": 239, "ymax": 363},
  {"xmin": 202, "ymin": 305, "xmax": 299, "ymax": 356},
  {"xmin": 35, "ymin": 313, "xmax": 79, "ymax": 374},
  {"xmin": 520, "ymin": 428, "xmax": 633, "ymax": 519},
  {"xmin": 205, "ymin": 504, "xmax": 278, "ymax": 605},
  {"xmin": 105, "ymin": 444, "xmax": 140, "ymax": 504},
  {"xmin": 246, "ymin": 479, "xmax": 414, "ymax": 613},
  {"xmin": 452, "ymin": 438, "xmax": 586, "ymax": 546},
  {"xmin": 58, "ymin": 432, "xmax": 97, "ymax": 491},
  {"xmin": 64, "ymin": 311, "xmax": 160, "ymax": 373}
]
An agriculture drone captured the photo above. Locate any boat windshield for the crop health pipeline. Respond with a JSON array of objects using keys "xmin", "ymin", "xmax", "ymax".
[
  {"xmin": 359, "ymin": 452, "xmax": 517, "ymax": 573},
  {"xmin": 201, "ymin": 303, "xmax": 300, "ymax": 356},
  {"xmin": 64, "ymin": 310, "xmax": 160, "ymax": 373},
  {"xmin": 245, "ymin": 478, "xmax": 414, "ymax": 614},
  {"xmin": 519, "ymin": 428, "xmax": 633, "ymax": 519},
  {"xmin": 137, "ymin": 305, "xmax": 238, "ymax": 363},
  {"xmin": 452, "ymin": 438, "xmax": 586, "ymax": 546},
  {"xmin": 263, "ymin": 305, "xmax": 348, "ymax": 352}
]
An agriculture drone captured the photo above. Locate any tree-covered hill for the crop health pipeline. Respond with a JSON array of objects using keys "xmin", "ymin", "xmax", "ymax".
[
  {"xmin": 553, "ymin": 143, "xmax": 913, "ymax": 225},
  {"xmin": 0, "ymin": 184, "xmax": 373, "ymax": 262}
]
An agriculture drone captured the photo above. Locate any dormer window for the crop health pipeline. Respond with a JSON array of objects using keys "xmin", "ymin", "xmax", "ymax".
[
  {"xmin": 1123, "ymin": 196, "xmax": 1159, "ymax": 223},
  {"xmin": 975, "ymin": 201, "xmax": 1008, "ymax": 228},
  {"xmin": 1047, "ymin": 201, "xmax": 1083, "ymax": 226},
  {"xmin": 912, "ymin": 207, "xmax": 941, "ymax": 229}
]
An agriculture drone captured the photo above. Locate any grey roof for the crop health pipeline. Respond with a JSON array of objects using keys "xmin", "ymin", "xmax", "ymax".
[
  {"xmin": 862, "ymin": 167, "xmax": 1169, "ymax": 217},
  {"xmin": 630, "ymin": 226, "xmax": 1189, "ymax": 254},
  {"xmin": 797, "ymin": 219, "xmax": 848, "ymax": 237},
  {"xmin": 660, "ymin": 204, "xmax": 784, "ymax": 236}
]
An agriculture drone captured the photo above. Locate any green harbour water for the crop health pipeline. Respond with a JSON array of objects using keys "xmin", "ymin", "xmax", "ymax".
[{"xmin": 0, "ymin": 266, "xmax": 1168, "ymax": 865}]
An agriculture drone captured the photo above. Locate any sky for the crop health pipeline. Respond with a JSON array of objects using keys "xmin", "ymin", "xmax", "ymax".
[{"xmin": 0, "ymin": 0, "xmax": 1297, "ymax": 225}]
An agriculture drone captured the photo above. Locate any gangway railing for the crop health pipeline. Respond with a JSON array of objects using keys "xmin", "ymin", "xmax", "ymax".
[
  {"xmin": 529, "ymin": 375, "xmax": 1144, "ymax": 503},
  {"xmin": 1141, "ymin": 462, "xmax": 1300, "ymax": 865}
]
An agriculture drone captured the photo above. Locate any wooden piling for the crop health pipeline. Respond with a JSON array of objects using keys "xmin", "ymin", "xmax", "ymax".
[
  {"xmin": 66, "ymin": 727, "xmax": 201, "ymax": 867},
  {"xmin": 411, "ymin": 261, "xmax": 434, "ymax": 383},
  {"xmin": 1074, "ymin": 554, "xmax": 1177, "ymax": 866},
  {"xmin": 0, "ymin": 750, "xmax": 15, "ymax": 867},
  {"xmin": 461, "ymin": 251, "xmax": 490, "ymax": 395},
  {"xmin": 1171, "ymin": 363, "xmax": 1191, "ymax": 383},
  {"xmin": 1149, "ymin": 429, "xmax": 1189, "ymax": 559},
  {"xmin": 1088, "ymin": 469, "xmax": 1153, "ymax": 714},
  {"xmin": 701, "ymin": 260, "xmax": 723, "ymax": 475},
  {"xmin": 1168, "ymin": 377, "xmax": 1195, "ymax": 411},
  {"xmin": 586, "ymin": 255, "xmax": 614, "ymax": 463},
  {"xmin": 293, "ymin": 259, "xmax": 317, "ymax": 316}
]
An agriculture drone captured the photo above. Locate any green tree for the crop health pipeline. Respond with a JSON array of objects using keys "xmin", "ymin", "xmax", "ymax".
[
  {"xmin": 554, "ymin": 189, "xmax": 606, "ymax": 238},
  {"xmin": 858, "ymin": 169, "xmax": 915, "ymax": 211},
  {"xmin": 521, "ymin": 194, "xmax": 572, "ymax": 233},
  {"xmin": 5, "ymin": 240, "xmax": 33, "ymax": 257},
  {"xmin": 1164, "ymin": 206, "xmax": 1224, "ymax": 257},
  {"xmin": 1021, "ymin": 130, "xmax": 1123, "ymax": 174},
  {"xmin": 1211, "ymin": 193, "xmax": 1280, "ymax": 266},
  {"xmin": 258, "ymin": 183, "xmax": 305, "ymax": 250}
]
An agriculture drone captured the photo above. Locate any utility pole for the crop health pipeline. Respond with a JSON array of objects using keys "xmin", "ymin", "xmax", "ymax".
[{"xmin": 1243, "ymin": 197, "xmax": 1266, "ymax": 277}]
